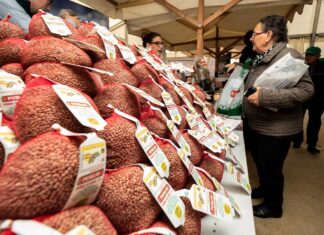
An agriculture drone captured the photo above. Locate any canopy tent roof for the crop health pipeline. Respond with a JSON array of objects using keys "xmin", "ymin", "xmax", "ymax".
[{"xmin": 72, "ymin": 0, "xmax": 313, "ymax": 57}]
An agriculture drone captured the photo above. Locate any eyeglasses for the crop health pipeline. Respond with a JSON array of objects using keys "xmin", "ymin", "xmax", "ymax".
[
  {"xmin": 252, "ymin": 31, "xmax": 266, "ymax": 37},
  {"xmin": 305, "ymin": 53, "xmax": 316, "ymax": 56},
  {"xmin": 150, "ymin": 41, "xmax": 164, "ymax": 46}
]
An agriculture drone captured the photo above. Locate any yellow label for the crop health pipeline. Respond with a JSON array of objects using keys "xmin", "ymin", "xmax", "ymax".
[
  {"xmin": 87, "ymin": 117, "xmax": 99, "ymax": 126},
  {"xmin": 81, "ymin": 142, "xmax": 105, "ymax": 151},
  {"xmin": 224, "ymin": 203, "xmax": 231, "ymax": 215},
  {"xmin": 161, "ymin": 161, "xmax": 167, "ymax": 172},
  {"xmin": 143, "ymin": 167, "xmax": 157, "ymax": 183},
  {"xmin": 174, "ymin": 205, "xmax": 183, "ymax": 218}
]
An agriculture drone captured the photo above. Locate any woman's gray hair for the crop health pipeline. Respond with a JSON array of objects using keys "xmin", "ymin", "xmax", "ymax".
[{"xmin": 260, "ymin": 15, "xmax": 288, "ymax": 43}]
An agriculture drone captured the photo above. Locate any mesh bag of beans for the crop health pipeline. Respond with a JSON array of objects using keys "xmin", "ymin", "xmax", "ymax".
[
  {"xmin": 40, "ymin": 205, "xmax": 117, "ymax": 235},
  {"xmin": 155, "ymin": 137, "xmax": 188, "ymax": 190},
  {"xmin": 95, "ymin": 166, "xmax": 161, "ymax": 234},
  {"xmin": 23, "ymin": 62, "xmax": 101, "ymax": 97},
  {"xmin": 140, "ymin": 107, "xmax": 170, "ymax": 139},
  {"xmin": 93, "ymin": 83, "xmax": 141, "ymax": 119},
  {"xmin": 199, "ymin": 152, "xmax": 225, "ymax": 182},
  {"xmin": 181, "ymin": 132, "xmax": 203, "ymax": 165},
  {"xmin": 0, "ymin": 142, "xmax": 5, "ymax": 170},
  {"xmin": 132, "ymin": 220, "xmax": 177, "ymax": 235},
  {"xmin": 20, "ymin": 36, "xmax": 92, "ymax": 69},
  {"xmin": 131, "ymin": 61, "xmax": 160, "ymax": 83},
  {"xmin": 13, "ymin": 80, "xmax": 96, "ymax": 143},
  {"xmin": 0, "ymin": 38, "xmax": 26, "ymax": 67},
  {"xmin": 0, "ymin": 63, "xmax": 24, "ymax": 77},
  {"xmin": 138, "ymin": 79, "xmax": 163, "ymax": 103},
  {"xmin": 0, "ymin": 132, "xmax": 81, "ymax": 219},
  {"xmin": 158, "ymin": 77, "xmax": 181, "ymax": 105},
  {"xmin": 94, "ymin": 58, "xmax": 138, "ymax": 86},
  {"xmin": 97, "ymin": 113, "xmax": 147, "ymax": 169},
  {"xmin": 27, "ymin": 12, "xmax": 78, "ymax": 40},
  {"xmin": 0, "ymin": 16, "xmax": 25, "ymax": 41},
  {"xmin": 78, "ymin": 36, "xmax": 106, "ymax": 63}
]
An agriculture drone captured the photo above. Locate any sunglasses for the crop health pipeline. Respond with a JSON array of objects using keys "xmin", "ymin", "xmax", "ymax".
[{"xmin": 150, "ymin": 41, "xmax": 164, "ymax": 46}]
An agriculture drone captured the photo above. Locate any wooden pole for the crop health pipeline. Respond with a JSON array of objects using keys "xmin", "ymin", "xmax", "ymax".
[
  {"xmin": 197, "ymin": 0, "xmax": 204, "ymax": 57},
  {"xmin": 310, "ymin": 0, "xmax": 322, "ymax": 46},
  {"xmin": 215, "ymin": 26, "xmax": 220, "ymax": 77}
]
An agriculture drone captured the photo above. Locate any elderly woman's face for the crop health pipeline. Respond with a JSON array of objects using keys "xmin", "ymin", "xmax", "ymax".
[{"xmin": 251, "ymin": 22, "xmax": 273, "ymax": 54}]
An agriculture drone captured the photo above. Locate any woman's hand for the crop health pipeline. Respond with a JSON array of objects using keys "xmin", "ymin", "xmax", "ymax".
[{"xmin": 247, "ymin": 86, "xmax": 260, "ymax": 106}]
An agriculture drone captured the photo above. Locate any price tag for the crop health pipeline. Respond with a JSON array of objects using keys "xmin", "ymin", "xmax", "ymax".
[
  {"xmin": 51, "ymin": 124, "xmax": 106, "ymax": 209},
  {"xmin": 0, "ymin": 219, "xmax": 62, "ymax": 235},
  {"xmin": 52, "ymin": 84, "xmax": 107, "ymax": 131},
  {"xmin": 136, "ymin": 126, "xmax": 170, "ymax": 178},
  {"xmin": 142, "ymin": 166, "xmax": 185, "ymax": 228},
  {"xmin": 0, "ymin": 70, "xmax": 25, "ymax": 118},
  {"xmin": 125, "ymin": 84, "xmax": 165, "ymax": 107},
  {"xmin": 65, "ymin": 225, "xmax": 95, "ymax": 235},
  {"xmin": 202, "ymin": 107, "xmax": 218, "ymax": 132},
  {"xmin": 188, "ymin": 129, "xmax": 223, "ymax": 153},
  {"xmin": 225, "ymin": 147, "xmax": 245, "ymax": 173},
  {"xmin": 183, "ymin": 184, "xmax": 234, "ymax": 221},
  {"xmin": 144, "ymin": 56, "xmax": 164, "ymax": 71},
  {"xmin": 0, "ymin": 125, "xmax": 20, "ymax": 163},
  {"xmin": 41, "ymin": 13, "xmax": 72, "ymax": 36},
  {"xmin": 116, "ymin": 44, "xmax": 137, "ymax": 64},
  {"xmin": 227, "ymin": 162, "xmax": 251, "ymax": 194},
  {"xmin": 226, "ymin": 131, "xmax": 240, "ymax": 146},
  {"xmin": 161, "ymin": 91, "xmax": 181, "ymax": 125}
]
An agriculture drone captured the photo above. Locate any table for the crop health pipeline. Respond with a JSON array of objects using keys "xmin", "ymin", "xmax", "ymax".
[{"xmin": 201, "ymin": 131, "xmax": 256, "ymax": 235}]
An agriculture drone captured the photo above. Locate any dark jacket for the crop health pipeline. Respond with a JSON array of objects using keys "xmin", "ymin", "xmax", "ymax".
[
  {"xmin": 307, "ymin": 59, "xmax": 324, "ymax": 107},
  {"xmin": 243, "ymin": 42, "xmax": 314, "ymax": 136}
]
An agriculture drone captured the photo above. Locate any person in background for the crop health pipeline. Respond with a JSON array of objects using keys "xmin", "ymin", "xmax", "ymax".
[
  {"xmin": 142, "ymin": 32, "xmax": 164, "ymax": 58},
  {"xmin": 0, "ymin": 0, "xmax": 53, "ymax": 33},
  {"xmin": 293, "ymin": 47, "xmax": 324, "ymax": 154},
  {"xmin": 239, "ymin": 30, "xmax": 257, "ymax": 64},
  {"xmin": 244, "ymin": 15, "xmax": 313, "ymax": 218},
  {"xmin": 58, "ymin": 9, "xmax": 82, "ymax": 28}
]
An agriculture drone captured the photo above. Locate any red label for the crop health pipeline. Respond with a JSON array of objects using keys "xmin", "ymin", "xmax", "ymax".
[
  {"xmin": 209, "ymin": 191, "xmax": 215, "ymax": 215},
  {"xmin": 67, "ymin": 101, "xmax": 90, "ymax": 107},
  {"xmin": 2, "ymin": 95, "xmax": 21, "ymax": 102},
  {"xmin": 147, "ymin": 144, "xmax": 158, "ymax": 157},
  {"xmin": 157, "ymin": 184, "xmax": 170, "ymax": 204},
  {"xmin": 78, "ymin": 169, "xmax": 104, "ymax": 185}
]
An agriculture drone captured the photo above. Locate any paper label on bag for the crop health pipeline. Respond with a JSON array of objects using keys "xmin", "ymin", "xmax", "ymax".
[
  {"xmin": 177, "ymin": 149, "xmax": 204, "ymax": 187},
  {"xmin": 203, "ymin": 107, "xmax": 217, "ymax": 131},
  {"xmin": 0, "ymin": 126, "xmax": 20, "ymax": 163},
  {"xmin": 125, "ymin": 84, "xmax": 165, "ymax": 107},
  {"xmin": 173, "ymin": 86, "xmax": 195, "ymax": 112},
  {"xmin": 227, "ymin": 162, "xmax": 251, "ymax": 194},
  {"xmin": 129, "ymin": 227, "xmax": 176, "ymax": 235},
  {"xmin": 225, "ymin": 147, "xmax": 245, "ymax": 173},
  {"xmin": 165, "ymin": 69, "xmax": 176, "ymax": 82},
  {"xmin": 166, "ymin": 120, "xmax": 191, "ymax": 156},
  {"xmin": 188, "ymin": 129, "xmax": 224, "ymax": 153},
  {"xmin": 52, "ymin": 84, "xmax": 107, "ymax": 130},
  {"xmin": 51, "ymin": 124, "xmax": 106, "ymax": 209},
  {"xmin": 142, "ymin": 166, "xmax": 185, "ymax": 228},
  {"xmin": 0, "ymin": 70, "xmax": 25, "ymax": 118},
  {"xmin": 144, "ymin": 56, "xmax": 164, "ymax": 71},
  {"xmin": 0, "ymin": 219, "xmax": 63, "ymax": 235},
  {"xmin": 41, "ymin": 14, "xmax": 72, "ymax": 36},
  {"xmin": 95, "ymin": 26, "xmax": 118, "ymax": 59},
  {"xmin": 227, "ymin": 131, "xmax": 239, "ymax": 145},
  {"xmin": 65, "ymin": 225, "xmax": 95, "ymax": 235},
  {"xmin": 186, "ymin": 184, "xmax": 234, "ymax": 221},
  {"xmin": 136, "ymin": 126, "xmax": 170, "ymax": 178},
  {"xmin": 116, "ymin": 44, "xmax": 137, "ymax": 64},
  {"xmin": 186, "ymin": 113, "xmax": 199, "ymax": 130},
  {"xmin": 161, "ymin": 91, "xmax": 181, "ymax": 125}
]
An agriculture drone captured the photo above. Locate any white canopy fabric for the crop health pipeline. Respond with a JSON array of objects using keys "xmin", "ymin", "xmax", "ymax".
[{"xmin": 72, "ymin": 0, "xmax": 313, "ymax": 56}]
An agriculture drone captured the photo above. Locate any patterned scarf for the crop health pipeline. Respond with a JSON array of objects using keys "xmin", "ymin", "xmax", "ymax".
[{"xmin": 251, "ymin": 43, "xmax": 277, "ymax": 69}]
